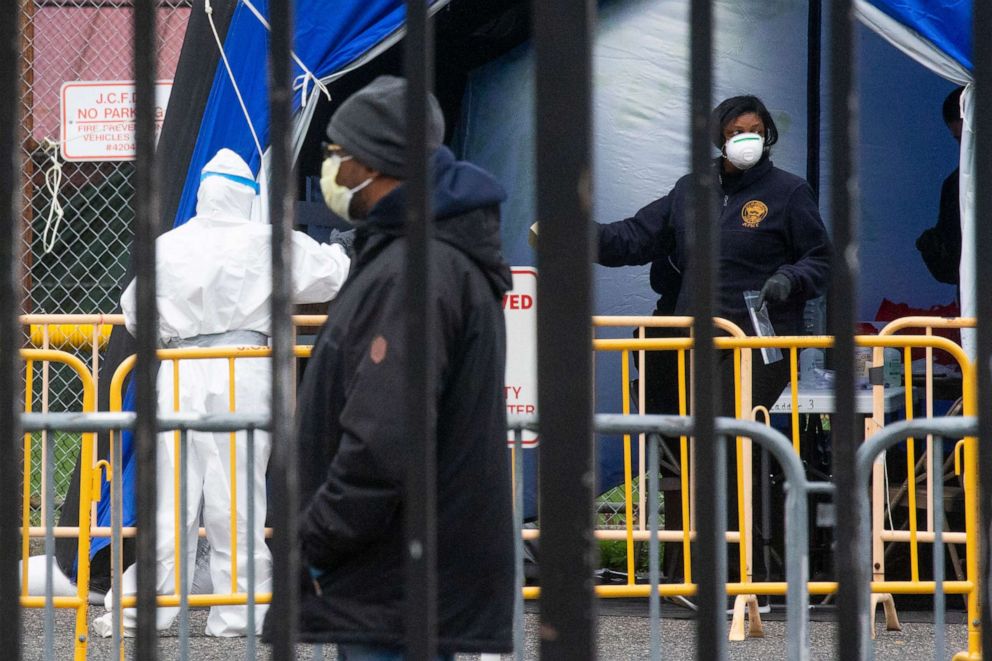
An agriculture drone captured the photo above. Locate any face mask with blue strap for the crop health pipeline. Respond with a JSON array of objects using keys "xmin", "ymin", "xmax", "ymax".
[{"xmin": 200, "ymin": 171, "xmax": 260, "ymax": 194}]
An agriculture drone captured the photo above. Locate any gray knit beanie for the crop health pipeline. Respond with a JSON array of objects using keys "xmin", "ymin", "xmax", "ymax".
[{"xmin": 325, "ymin": 75, "xmax": 445, "ymax": 179}]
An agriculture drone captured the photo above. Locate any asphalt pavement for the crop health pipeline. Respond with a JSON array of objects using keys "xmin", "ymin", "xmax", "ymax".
[{"xmin": 19, "ymin": 602, "xmax": 969, "ymax": 660}]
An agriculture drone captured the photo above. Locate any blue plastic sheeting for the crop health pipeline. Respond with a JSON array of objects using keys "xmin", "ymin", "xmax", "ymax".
[
  {"xmin": 174, "ymin": 0, "xmax": 416, "ymax": 230},
  {"xmin": 86, "ymin": 0, "xmax": 435, "ymax": 570},
  {"xmin": 869, "ymin": 0, "xmax": 972, "ymax": 70},
  {"xmin": 89, "ymin": 384, "xmax": 137, "ymax": 560}
]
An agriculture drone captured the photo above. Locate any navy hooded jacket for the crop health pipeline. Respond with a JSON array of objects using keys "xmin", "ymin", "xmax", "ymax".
[
  {"xmin": 597, "ymin": 157, "xmax": 830, "ymax": 335},
  {"xmin": 264, "ymin": 147, "xmax": 514, "ymax": 653}
]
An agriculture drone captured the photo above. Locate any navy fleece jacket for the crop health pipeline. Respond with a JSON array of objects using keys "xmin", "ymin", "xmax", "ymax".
[{"xmin": 597, "ymin": 157, "xmax": 831, "ymax": 335}]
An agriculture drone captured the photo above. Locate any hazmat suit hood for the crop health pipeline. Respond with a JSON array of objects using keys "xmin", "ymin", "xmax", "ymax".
[
  {"xmin": 358, "ymin": 146, "xmax": 512, "ymax": 297},
  {"xmin": 195, "ymin": 148, "xmax": 258, "ymax": 222}
]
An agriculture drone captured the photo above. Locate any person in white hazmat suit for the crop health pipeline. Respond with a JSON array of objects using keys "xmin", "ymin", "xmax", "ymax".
[{"xmin": 94, "ymin": 148, "xmax": 351, "ymax": 637}]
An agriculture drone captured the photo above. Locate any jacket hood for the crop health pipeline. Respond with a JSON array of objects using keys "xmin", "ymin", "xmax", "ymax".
[{"xmin": 360, "ymin": 146, "xmax": 512, "ymax": 295}]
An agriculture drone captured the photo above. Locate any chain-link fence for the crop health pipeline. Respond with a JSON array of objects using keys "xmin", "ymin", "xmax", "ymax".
[{"xmin": 19, "ymin": 1, "xmax": 192, "ymax": 523}]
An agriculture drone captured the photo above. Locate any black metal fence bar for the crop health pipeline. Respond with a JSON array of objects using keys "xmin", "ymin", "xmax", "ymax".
[
  {"xmin": 828, "ymin": 0, "xmax": 865, "ymax": 658},
  {"xmin": 132, "ymin": 0, "xmax": 160, "ymax": 656},
  {"xmin": 975, "ymin": 0, "xmax": 992, "ymax": 657},
  {"xmin": 403, "ymin": 1, "xmax": 437, "ymax": 658},
  {"xmin": 0, "ymin": 3, "xmax": 22, "ymax": 655},
  {"xmin": 688, "ymin": 1, "xmax": 723, "ymax": 659},
  {"xmin": 806, "ymin": 0, "xmax": 822, "ymax": 197},
  {"xmin": 267, "ymin": 0, "xmax": 297, "ymax": 656},
  {"xmin": 533, "ymin": 0, "xmax": 597, "ymax": 658}
]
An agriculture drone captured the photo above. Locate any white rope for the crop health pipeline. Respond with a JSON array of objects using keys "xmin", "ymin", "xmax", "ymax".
[
  {"xmin": 204, "ymin": 0, "xmax": 265, "ymax": 163},
  {"xmin": 40, "ymin": 138, "xmax": 65, "ymax": 255},
  {"xmin": 239, "ymin": 0, "xmax": 332, "ymax": 106}
]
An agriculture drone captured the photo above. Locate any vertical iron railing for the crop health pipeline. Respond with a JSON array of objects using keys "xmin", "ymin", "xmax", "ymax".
[
  {"xmin": 533, "ymin": 0, "xmax": 597, "ymax": 658},
  {"xmin": 688, "ymin": 1, "xmax": 724, "ymax": 659},
  {"xmin": 806, "ymin": 0, "xmax": 822, "ymax": 197},
  {"xmin": 975, "ymin": 0, "xmax": 992, "ymax": 657},
  {"xmin": 133, "ymin": 0, "xmax": 160, "ymax": 657},
  {"xmin": 268, "ymin": 0, "xmax": 297, "ymax": 656},
  {"xmin": 829, "ymin": 0, "xmax": 866, "ymax": 659},
  {"xmin": 404, "ymin": 1, "xmax": 438, "ymax": 659},
  {"xmin": 0, "ymin": 0, "xmax": 22, "ymax": 655}
]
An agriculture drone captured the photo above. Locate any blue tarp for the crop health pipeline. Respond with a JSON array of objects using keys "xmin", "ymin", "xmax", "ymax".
[
  {"xmin": 89, "ymin": 0, "xmax": 439, "ymax": 565},
  {"xmin": 870, "ymin": 0, "xmax": 972, "ymax": 70}
]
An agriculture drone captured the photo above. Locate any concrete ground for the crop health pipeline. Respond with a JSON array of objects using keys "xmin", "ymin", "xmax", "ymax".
[{"xmin": 20, "ymin": 601, "xmax": 969, "ymax": 660}]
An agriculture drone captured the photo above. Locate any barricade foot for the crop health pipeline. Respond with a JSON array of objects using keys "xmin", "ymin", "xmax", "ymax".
[
  {"xmin": 868, "ymin": 592, "xmax": 902, "ymax": 639},
  {"xmin": 728, "ymin": 594, "xmax": 764, "ymax": 641},
  {"xmin": 950, "ymin": 652, "xmax": 981, "ymax": 661}
]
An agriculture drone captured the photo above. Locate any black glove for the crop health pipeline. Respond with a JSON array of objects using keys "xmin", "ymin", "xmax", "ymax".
[
  {"xmin": 756, "ymin": 273, "xmax": 792, "ymax": 309},
  {"xmin": 327, "ymin": 228, "xmax": 357, "ymax": 257}
]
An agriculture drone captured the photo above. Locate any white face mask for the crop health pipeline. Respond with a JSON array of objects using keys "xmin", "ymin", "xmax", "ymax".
[
  {"xmin": 724, "ymin": 132, "xmax": 765, "ymax": 170},
  {"xmin": 320, "ymin": 154, "xmax": 374, "ymax": 222}
]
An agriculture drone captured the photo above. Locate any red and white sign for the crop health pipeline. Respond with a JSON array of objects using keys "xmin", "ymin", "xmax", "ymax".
[
  {"xmin": 60, "ymin": 80, "xmax": 172, "ymax": 162},
  {"xmin": 505, "ymin": 267, "xmax": 538, "ymax": 447}
]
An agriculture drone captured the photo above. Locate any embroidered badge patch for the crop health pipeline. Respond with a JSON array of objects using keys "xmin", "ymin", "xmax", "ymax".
[
  {"xmin": 370, "ymin": 335, "xmax": 388, "ymax": 364},
  {"xmin": 741, "ymin": 200, "xmax": 769, "ymax": 228}
]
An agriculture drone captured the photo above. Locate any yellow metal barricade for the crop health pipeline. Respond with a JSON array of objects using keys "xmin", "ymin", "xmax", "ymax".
[
  {"xmin": 868, "ymin": 317, "xmax": 976, "ymax": 651},
  {"xmin": 520, "ymin": 325, "xmax": 979, "ymax": 652},
  {"xmin": 19, "ymin": 349, "xmax": 97, "ymax": 661},
  {"xmin": 106, "ymin": 345, "xmax": 312, "ymax": 618}
]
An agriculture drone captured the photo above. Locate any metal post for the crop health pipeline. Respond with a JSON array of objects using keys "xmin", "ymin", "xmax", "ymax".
[
  {"xmin": 828, "ymin": 0, "xmax": 866, "ymax": 659},
  {"xmin": 933, "ymin": 435, "xmax": 944, "ymax": 661},
  {"xmin": 688, "ymin": 1, "xmax": 724, "ymax": 659},
  {"xmin": 513, "ymin": 431, "xmax": 525, "ymax": 661},
  {"xmin": 178, "ymin": 429, "xmax": 189, "ymax": 661},
  {"xmin": 133, "ymin": 0, "xmax": 159, "ymax": 657},
  {"xmin": 648, "ymin": 433, "xmax": 661, "ymax": 661},
  {"xmin": 975, "ymin": 0, "xmax": 992, "ymax": 657},
  {"xmin": 267, "ymin": 0, "xmax": 297, "ymax": 657},
  {"xmin": 533, "ymin": 0, "xmax": 597, "ymax": 658},
  {"xmin": 247, "ymin": 426, "xmax": 257, "ymax": 660},
  {"xmin": 0, "ymin": 0, "xmax": 21, "ymax": 655},
  {"xmin": 806, "ymin": 0, "xmax": 822, "ymax": 198},
  {"xmin": 403, "ymin": 1, "xmax": 437, "ymax": 658}
]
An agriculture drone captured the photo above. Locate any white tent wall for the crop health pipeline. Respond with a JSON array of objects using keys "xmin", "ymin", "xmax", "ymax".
[
  {"xmin": 454, "ymin": 0, "xmax": 814, "ymax": 488},
  {"xmin": 453, "ymin": 0, "xmax": 963, "ymax": 461}
]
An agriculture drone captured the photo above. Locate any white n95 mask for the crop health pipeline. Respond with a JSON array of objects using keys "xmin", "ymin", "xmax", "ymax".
[
  {"xmin": 724, "ymin": 132, "xmax": 765, "ymax": 170},
  {"xmin": 320, "ymin": 154, "xmax": 373, "ymax": 222}
]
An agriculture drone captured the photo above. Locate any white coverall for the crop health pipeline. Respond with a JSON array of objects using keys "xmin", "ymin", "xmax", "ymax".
[{"xmin": 101, "ymin": 149, "xmax": 350, "ymax": 636}]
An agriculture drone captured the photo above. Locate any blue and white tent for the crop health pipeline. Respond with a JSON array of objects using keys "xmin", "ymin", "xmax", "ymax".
[
  {"xmin": 856, "ymin": 0, "xmax": 975, "ymax": 350},
  {"xmin": 57, "ymin": 0, "xmax": 975, "ymax": 582}
]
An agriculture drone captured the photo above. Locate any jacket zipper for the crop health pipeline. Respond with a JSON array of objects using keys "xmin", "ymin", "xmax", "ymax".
[{"xmin": 723, "ymin": 194, "xmax": 729, "ymax": 208}]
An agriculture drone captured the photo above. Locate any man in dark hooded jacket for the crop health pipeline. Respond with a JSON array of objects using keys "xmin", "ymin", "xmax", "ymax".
[{"xmin": 262, "ymin": 76, "xmax": 514, "ymax": 658}]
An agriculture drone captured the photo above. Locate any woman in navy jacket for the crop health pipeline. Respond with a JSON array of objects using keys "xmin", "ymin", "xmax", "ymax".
[
  {"xmin": 597, "ymin": 96, "xmax": 830, "ymax": 584},
  {"xmin": 597, "ymin": 94, "xmax": 830, "ymax": 413}
]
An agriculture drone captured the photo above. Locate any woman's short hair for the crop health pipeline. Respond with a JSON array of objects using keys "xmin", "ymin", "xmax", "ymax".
[{"xmin": 710, "ymin": 95, "xmax": 779, "ymax": 149}]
